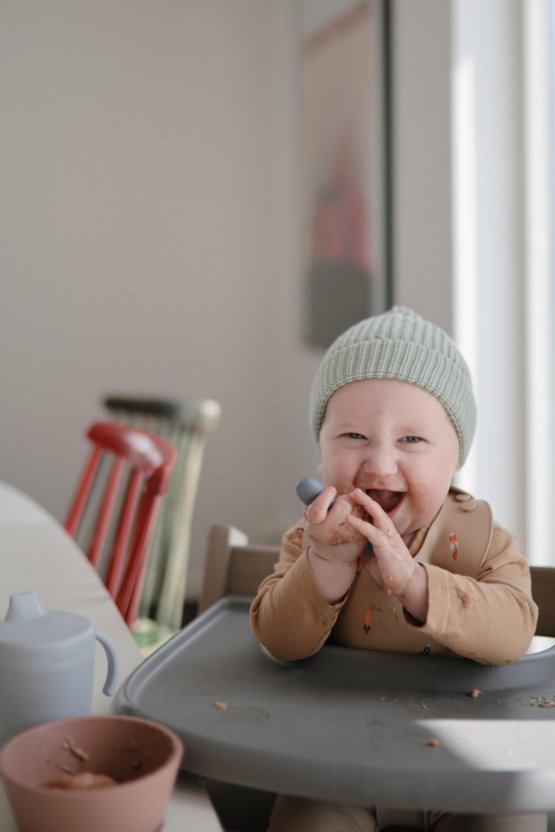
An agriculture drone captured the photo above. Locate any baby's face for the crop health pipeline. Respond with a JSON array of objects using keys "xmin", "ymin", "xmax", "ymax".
[{"xmin": 319, "ymin": 378, "xmax": 459, "ymax": 544}]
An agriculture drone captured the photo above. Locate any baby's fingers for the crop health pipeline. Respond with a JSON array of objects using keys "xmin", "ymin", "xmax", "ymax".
[
  {"xmin": 304, "ymin": 485, "xmax": 337, "ymax": 524},
  {"xmin": 346, "ymin": 507, "xmax": 396, "ymax": 551},
  {"xmin": 351, "ymin": 488, "xmax": 395, "ymax": 531},
  {"xmin": 346, "ymin": 512, "xmax": 376, "ymax": 542}
]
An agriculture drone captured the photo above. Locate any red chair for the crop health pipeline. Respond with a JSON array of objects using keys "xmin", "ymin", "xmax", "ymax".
[{"xmin": 64, "ymin": 421, "xmax": 177, "ymax": 627}]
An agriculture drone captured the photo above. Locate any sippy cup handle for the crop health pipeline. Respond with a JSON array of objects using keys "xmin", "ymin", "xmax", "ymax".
[{"xmin": 94, "ymin": 628, "xmax": 119, "ymax": 696}]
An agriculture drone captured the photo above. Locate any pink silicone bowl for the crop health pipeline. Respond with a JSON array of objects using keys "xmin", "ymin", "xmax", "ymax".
[{"xmin": 0, "ymin": 714, "xmax": 183, "ymax": 832}]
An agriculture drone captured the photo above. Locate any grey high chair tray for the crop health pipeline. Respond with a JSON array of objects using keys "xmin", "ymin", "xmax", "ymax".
[{"xmin": 113, "ymin": 597, "xmax": 555, "ymax": 813}]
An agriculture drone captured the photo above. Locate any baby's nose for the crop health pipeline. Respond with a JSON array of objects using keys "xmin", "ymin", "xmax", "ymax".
[{"xmin": 361, "ymin": 446, "xmax": 398, "ymax": 476}]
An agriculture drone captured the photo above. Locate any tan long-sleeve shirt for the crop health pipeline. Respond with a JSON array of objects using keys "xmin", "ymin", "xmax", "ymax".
[{"xmin": 250, "ymin": 489, "xmax": 538, "ymax": 666}]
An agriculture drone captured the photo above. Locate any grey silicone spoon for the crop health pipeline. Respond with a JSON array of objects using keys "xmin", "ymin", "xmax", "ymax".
[{"xmin": 295, "ymin": 477, "xmax": 333, "ymax": 507}]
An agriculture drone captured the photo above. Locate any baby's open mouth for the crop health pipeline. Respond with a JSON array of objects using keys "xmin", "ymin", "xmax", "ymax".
[{"xmin": 366, "ymin": 489, "xmax": 404, "ymax": 514}]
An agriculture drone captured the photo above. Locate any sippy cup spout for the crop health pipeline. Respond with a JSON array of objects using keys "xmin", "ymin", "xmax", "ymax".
[{"xmin": 5, "ymin": 591, "xmax": 47, "ymax": 622}]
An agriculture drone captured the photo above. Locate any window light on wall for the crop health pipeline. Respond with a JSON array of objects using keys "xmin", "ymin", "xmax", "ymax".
[{"xmin": 524, "ymin": 0, "xmax": 555, "ymax": 565}]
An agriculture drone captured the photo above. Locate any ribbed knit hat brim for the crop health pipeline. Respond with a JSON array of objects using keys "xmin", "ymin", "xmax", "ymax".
[{"xmin": 310, "ymin": 306, "xmax": 476, "ymax": 467}]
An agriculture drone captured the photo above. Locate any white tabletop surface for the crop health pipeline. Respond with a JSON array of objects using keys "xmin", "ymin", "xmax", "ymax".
[{"xmin": 0, "ymin": 480, "xmax": 222, "ymax": 832}]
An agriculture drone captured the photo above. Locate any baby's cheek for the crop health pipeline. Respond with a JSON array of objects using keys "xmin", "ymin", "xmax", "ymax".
[{"xmin": 408, "ymin": 488, "xmax": 446, "ymax": 528}]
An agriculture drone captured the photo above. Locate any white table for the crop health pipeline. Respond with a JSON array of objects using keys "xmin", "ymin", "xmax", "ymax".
[{"xmin": 0, "ymin": 481, "xmax": 222, "ymax": 832}]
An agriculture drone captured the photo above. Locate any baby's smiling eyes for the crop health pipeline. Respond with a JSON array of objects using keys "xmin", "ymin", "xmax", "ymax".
[{"xmin": 341, "ymin": 432, "xmax": 424, "ymax": 444}]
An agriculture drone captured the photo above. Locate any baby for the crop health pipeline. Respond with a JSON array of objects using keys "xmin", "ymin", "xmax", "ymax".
[{"xmin": 250, "ymin": 306, "xmax": 542, "ymax": 832}]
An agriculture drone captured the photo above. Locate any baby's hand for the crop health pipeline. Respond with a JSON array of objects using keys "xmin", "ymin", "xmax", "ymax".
[
  {"xmin": 346, "ymin": 489, "xmax": 428, "ymax": 621},
  {"xmin": 304, "ymin": 488, "xmax": 367, "ymax": 565}
]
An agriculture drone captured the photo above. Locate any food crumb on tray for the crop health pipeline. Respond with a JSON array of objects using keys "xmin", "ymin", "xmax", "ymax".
[{"xmin": 529, "ymin": 695, "xmax": 555, "ymax": 708}]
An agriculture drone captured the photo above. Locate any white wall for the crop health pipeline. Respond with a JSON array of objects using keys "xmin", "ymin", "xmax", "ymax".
[
  {"xmin": 0, "ymin": 0, "xmax": 528, "ymax": 601},
  {"xmin": 0, "ymin": 1, "xmax": 285, "ymax": 596},
  {"xmin": 392, "ymin": 0, "xmax": 453, "ymax": 331}
]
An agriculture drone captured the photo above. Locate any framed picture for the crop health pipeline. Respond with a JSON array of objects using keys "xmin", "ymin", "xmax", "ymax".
[{"xmin": 301, "ymin": 0, "xmax": 392, "ymax": 347}]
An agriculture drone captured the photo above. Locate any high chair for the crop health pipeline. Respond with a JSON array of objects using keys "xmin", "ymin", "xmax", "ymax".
[
  {"xmin": 199, "ymin": 525, "xmax": 555, "ymax": 832},
  {"xmin": 103, "ymin": 394, "xmax": 221, "ymax": 651},
  {"xmin": 64, "ymin": 421, "xmax": 176, "ymax": 627},
  {"xmin": 199, "ymin": 524, "xmax": 279, "ymax": 613}
]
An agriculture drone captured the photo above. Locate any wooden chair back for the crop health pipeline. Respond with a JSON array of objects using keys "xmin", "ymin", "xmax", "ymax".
[
  {"xmin": 530, "ymin": 566, "xmax": 555, "ymax": 636},
  {"xmin": 65, "ymin": 421, "xmax": 176, "ymax": 627},
  {"xmin": 103, "ymin": 395, "xmax": 221, "ymax": 647},
  {"xmin": 199, "ymin": 525, "xmax": 279, "ymax": 613}
]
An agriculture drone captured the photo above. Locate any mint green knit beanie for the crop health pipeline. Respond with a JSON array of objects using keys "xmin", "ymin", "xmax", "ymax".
[{"xmin": 309, "ymin": 306, "xmax": 476, "ymax": 467}]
